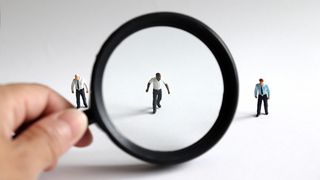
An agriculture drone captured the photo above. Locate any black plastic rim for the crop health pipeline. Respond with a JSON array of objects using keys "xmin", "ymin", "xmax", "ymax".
[{"xmin": 88, "ymin": 12, "xmax": 239, "ymax": 165}]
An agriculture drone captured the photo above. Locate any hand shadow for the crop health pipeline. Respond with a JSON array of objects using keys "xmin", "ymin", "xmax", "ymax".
[{"xmin": 42, "ymin": 163, "xmax": 182, "ymax": 179}]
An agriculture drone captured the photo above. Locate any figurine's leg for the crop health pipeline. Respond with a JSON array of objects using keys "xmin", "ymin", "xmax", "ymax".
[
  {"xmin": 157, "ymin": 89, "xmax": 162, "ymax": 108},
  {"xmin": 263, "ymin": 95, "xmax": 268, "ymax": 115},
  {"xmin": 80, "ymin": 89, "xmax": 88, "ymax": 108},
  {"xmin": 152, "ymin": 90, "xmax": 157, "ymax": 113},
  {"xmin": 256, "ymin": 95, "xmax": 262, "ymax": 116},
  {"xmin": 76, "ymin": 90, "xmax": 81, "ymax": 108}
]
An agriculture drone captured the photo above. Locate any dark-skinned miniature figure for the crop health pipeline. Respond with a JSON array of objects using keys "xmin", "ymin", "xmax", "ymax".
[{"xmin": 146, "ymin": 73, "xmax": 170, "ymax": 114}]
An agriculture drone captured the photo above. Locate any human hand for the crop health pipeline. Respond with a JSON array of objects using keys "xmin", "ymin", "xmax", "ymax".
[
  {"xmin": 0, "ymin": 84, "xmax": 92, "ymax": 180},
  {"xmin": 145, "ymin": 89, "xmax": 148, "ymax": 93},
  {"xmin": 168, "ymin": 91, "xmax": 170, "ymax": 94}
]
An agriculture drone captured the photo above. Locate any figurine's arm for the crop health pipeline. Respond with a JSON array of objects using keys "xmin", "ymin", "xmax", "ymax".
[
  {"xmin": 71, "ymin": 80, "xmax": 75, "ymax": 93},
  {"xmin": 254, "ymin": 84, "xmax": 258, "ymax": 98},
  {"xmin": 83, "ymin": 81, "xmax": 89, "ymax": 93},
  {"xmin": 146, "ymin": 83, "xmax": 151, "ymax": 92},
  {"xmin": 165, "ymin": 83, "xmax": 170, "ymax": 94},
  {"xmin": 266, "ymin": 85, "xmax": 270, "ymax": 99}
]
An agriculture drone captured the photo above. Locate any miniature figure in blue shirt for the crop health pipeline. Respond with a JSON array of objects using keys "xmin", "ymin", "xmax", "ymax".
[{"xmin": 254, "ymin": 78, "xmax": 270, "ymax": 117}]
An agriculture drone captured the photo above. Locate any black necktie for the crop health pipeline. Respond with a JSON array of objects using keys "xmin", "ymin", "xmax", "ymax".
[
  {"xmin": 261, "ymin": 85, "xmax": 263, "ymax": 95},
  {"xmin": 77, "ymin": 80, "xmax": 80, "ymax": 90}
]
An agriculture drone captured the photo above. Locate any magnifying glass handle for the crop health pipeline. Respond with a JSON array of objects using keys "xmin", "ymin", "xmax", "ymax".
[{"xmin": 83, "ymin": 109, "xmax": 96, "ymax": 125}]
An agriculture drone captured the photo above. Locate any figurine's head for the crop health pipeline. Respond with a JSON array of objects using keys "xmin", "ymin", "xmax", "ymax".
[
  {"xmin": 75, "ymin": 74, "xmax": 80, "ymax": 80},
  {"xmin": 156, "ymin": 73, "xmax": 161, "ymax": 81},
  {"xmin": 259, "ymin": 78, "xmax": 264, "ymax": 85}
]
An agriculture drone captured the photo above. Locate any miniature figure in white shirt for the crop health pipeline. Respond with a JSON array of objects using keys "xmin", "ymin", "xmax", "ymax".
[
  {"xmin": 71, "ymin": 74, "xmax": 89, "ymax": 108},
  {"xmin": 146, "ymin": 73, "xmax": 170, "ymax": 114}
]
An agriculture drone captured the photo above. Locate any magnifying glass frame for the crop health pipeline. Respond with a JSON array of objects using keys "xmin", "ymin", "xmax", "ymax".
[{"xmin": 84, "ymin": 12, "xmax": 239, "ymax": 165}]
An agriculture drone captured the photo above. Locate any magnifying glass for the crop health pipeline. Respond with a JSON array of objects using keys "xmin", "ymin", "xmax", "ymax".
[{"xmin": 83, "ymin": 12, "xmax": 238, "ymax": 165}]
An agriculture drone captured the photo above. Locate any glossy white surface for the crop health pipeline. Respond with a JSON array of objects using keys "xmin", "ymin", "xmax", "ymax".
[{"xmin": 1, "ymin": 0, "xmax": 320, "ymax": 179}]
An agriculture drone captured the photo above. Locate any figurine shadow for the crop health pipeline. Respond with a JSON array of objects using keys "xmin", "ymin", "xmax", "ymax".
[
  {"xmin": 110, "ymin": 107, "xmax": 154, "ymax": 120},
  {"xmin": 234, "ymin": 112, "xmax": 256, "ymax": 121}
]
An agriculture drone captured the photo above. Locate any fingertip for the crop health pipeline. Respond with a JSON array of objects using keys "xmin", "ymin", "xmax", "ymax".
[
  {"xmin": 75, "ymin": 129, "xmax": 93, "ymax": 147},
  {"xmin": 58, "ymin": 109, "xmax": 88, "ymax": 145}
]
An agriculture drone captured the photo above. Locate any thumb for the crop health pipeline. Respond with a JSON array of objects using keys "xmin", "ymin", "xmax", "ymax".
[{"xmin": 13, "ymin": 109, "xmax": 87, "ymax": 173}]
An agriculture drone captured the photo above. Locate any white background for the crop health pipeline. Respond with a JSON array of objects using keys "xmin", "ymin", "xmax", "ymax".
[{"xmin": 1, "ymin": 0, "xmax": 320, "ymax": 179}]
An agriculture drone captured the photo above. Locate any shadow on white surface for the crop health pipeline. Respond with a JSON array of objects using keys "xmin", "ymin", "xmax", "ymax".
[
  {"xmin": 110, "ymin": 107, "xmax": 154, "ymax": 120},
  {"xmin": 42, "ymin": 163, "xmax": 185, "ymax": 180},
  {"xmin": 234, "ymin": 112, "xmax": 257, "ymax": 121}
]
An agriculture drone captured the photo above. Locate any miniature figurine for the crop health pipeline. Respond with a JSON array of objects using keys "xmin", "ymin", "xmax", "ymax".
[
  {"xmin": 71, "ymin": 74, "xmax": 89, "ymax": 109},
  {"xmin": 146, "ymin": 73, "xmax": 170, "ymax": 114},
  {"xmin": 254, "ymin": 78, "xmax": 270, "ymax": 117}
]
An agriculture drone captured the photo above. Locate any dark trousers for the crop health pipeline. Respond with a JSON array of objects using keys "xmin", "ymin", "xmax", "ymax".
[
  {"xmin": 76, "ymin": 88, "xmax": 87, "ymax": 108},
  {"xmin": 257, "ymin": 95, "xmax": 268, "ymax": 115},
  {"xmin": 153, "ymin": 89, "xmax": 162, "ymax": 111}
]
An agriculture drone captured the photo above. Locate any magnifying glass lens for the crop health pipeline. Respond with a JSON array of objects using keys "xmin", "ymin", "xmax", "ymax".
[{"xmin": 102, "ymin": 27, "xmax": 224, "ymax": 151}]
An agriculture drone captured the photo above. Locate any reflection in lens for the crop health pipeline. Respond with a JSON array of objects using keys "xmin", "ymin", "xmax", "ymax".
[{"xmin": 102, "ymin": 27, "xmax": 223, "ymax": 151}]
